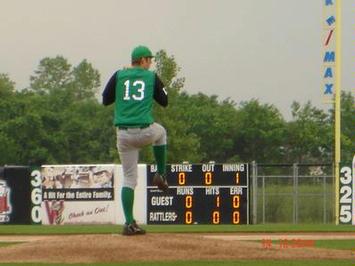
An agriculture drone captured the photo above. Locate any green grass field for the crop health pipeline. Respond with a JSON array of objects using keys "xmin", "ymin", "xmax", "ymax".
[
  {"xmin": 316, "ymin": 239, "xmax": 355, "ymax": 250},
  {"xmin": 0, "ymin": 243, "xmax": 20, "ymax": 248},
  {"xmin": 0, "ymin": 223, "xmax": 353, "ymax": 235},
  {"xmin": 264, "ymin": 239, "xmax": 354, "ymax": 251},
  {"xmin": 0, "ymin": 224, "xmax": 353, "ymax": 265}
]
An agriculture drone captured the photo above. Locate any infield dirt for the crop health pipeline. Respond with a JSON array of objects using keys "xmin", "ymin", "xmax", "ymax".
[{"xmin": 0, "ymin": 233, "xmax": 353, "ymax": 263}]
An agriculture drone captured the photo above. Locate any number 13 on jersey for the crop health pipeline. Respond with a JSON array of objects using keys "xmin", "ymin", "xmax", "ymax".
[{"xmin": 123, "ymin": 80, "xmax": 145, "ymax": 101}]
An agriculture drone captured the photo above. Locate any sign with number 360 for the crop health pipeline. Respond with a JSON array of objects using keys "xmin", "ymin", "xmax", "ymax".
[{"xmin": 339, "ymin": 155, "xmax": 355, "ymax": 224}]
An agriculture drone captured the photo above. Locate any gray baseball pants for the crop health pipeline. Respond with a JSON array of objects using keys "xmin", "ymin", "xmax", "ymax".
[{"xmin": 116, "ymin": 122, "xmax": 167, "ymax": 189}]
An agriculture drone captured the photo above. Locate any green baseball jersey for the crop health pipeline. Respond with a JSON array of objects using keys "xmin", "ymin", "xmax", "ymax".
[{"xmin": 114, "ymin": 67, "xmax": 155, "ymax": 126}]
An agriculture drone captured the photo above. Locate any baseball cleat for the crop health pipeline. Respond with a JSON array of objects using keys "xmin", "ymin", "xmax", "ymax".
[
  {"xmin": 153, "ymin": 173, "xmax": 169, "ymax": 192},
  {"xmin": 122, "ymin": 222, "xmax": 146, "ymax": 236}
]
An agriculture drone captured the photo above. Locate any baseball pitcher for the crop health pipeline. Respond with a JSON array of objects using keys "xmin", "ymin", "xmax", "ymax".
[{"xmin": 102, "ymin": 45, "xmax": 168, "ymax": 235}]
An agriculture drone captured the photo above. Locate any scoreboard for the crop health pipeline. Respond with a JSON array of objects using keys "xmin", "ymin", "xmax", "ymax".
[{"xmin": 146, "ymin": 163, "xmax": 249, "ymax": 224}]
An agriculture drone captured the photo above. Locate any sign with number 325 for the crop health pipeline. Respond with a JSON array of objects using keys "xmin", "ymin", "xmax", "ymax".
[{"xmin": 339, "ymin": 155, "xmax": 355, "ymax": 224}]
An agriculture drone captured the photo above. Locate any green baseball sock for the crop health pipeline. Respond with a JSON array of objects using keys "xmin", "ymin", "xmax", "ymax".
[
  {"xmin": 153, "ymin": 145, "xmax": 167, "ymax": 175},
  {"xmin": 121, "ymin": 187, "xmax": 134, "ymax": 224}
]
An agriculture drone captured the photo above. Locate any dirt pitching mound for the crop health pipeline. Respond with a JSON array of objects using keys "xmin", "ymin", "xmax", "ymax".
[{"xmin": 0, "ymin": 233, "xmax": 353, "ymax": 263}]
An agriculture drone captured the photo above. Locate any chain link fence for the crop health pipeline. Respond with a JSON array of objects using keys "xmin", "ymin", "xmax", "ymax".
[{"xmin": 250, "ymin": 162, "xmax": 334, "ymax": 224}]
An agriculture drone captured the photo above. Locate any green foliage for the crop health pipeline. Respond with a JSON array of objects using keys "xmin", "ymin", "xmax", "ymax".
[
  {"xmin": 285, "ymin": 101, "xmax": 332, "ymax": 163},
  {"xmin": 339, "ymin": 92, "xmax": 355, "ymax": 163},
  {"xmin": 234, "ymin": 100, "xmax": 286, "ymax": 163},
  {"xmin": 152, "ymin": 50, "xmax": 201, "ymax": 163},
  {"xmin": 30, "ymin": 56, "xmax": 72, "ymax": 94},
  {"xmin": 326, "ymin": 92, "xmax": 355, "ymax": 164},
  {"xmin": 0, "ymin": 73, "xmax": 15, "ymax": 97},
  {"xmin": 71, "ymin": 59, "xmax": 101, "ymax": 100},
  {"xmin": 29, "ymin": 56, "xmax": 100, "ymax": 101},
  {"xmin": 0, "ymin": 57, "xmax": 112, "ymax": 165},
  {"xmin": 0, "ymin": 51, "xmax": 352, "ymax": 165},
  {"xmin": 176, "ymin": 93, "xmax": 238, "ymax": 162},
  {"xmin": 154, "ymin": 50, "xmax": 185, "ymax": 90},
  {"xmin": 60, "ymin": 100, "xmax": 116, "ymax": 163}
]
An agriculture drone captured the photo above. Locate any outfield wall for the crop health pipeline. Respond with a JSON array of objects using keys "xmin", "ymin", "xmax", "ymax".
[
  {"xmin": 0, "ymin": 163, "xmax": 249, "ymax": 225},
  {"xmin": 0, "ymin": 164, "xmax": 147, "ymax": 225},
  {"xmin": 5, "ymin": 161, "xmax": 353, "ymax": 225}
]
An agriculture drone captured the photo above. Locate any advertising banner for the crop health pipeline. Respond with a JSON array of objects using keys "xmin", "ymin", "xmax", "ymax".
[
  {"xmin": 41, "ymin": 164, "xmax": 118, "ymax": 225},
  {"xmin": 321, "ymin": 0, "xmax": 336, "ymax": 103}
]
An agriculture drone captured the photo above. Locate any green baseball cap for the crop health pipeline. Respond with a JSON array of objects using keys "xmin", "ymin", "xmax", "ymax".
[{"xmin": 131, "ymin": 45, "xmax": 154, "ymax": 61}]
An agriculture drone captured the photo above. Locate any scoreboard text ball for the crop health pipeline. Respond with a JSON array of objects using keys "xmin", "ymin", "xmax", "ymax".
[{"xmin": 146, "ymin": 163, "xmax": 249, "ymax": 224}]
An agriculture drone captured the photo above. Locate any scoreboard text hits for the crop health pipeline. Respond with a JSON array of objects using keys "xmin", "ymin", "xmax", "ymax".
[{"xmin": 146, "ymin": 163, "xmax": 249, "ymax": 225}]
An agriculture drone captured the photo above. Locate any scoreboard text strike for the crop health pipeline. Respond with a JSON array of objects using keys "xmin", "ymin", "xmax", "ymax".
[{"xmin": 147, "ymin": 163, "xmax": 249, "ymax": 224}]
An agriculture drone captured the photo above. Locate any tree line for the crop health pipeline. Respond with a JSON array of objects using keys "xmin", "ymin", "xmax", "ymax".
[{"xmin": 0, "ymin": 51, "xmax": 354, "ymax": 166}]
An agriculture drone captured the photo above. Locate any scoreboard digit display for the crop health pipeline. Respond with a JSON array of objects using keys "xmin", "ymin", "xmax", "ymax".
[{"xmin": 147, "ymin": 163, "xmax": 249, "ymax": 224}]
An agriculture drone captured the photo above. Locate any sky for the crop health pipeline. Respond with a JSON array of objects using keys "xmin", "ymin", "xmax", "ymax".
[{"xmin": 0, "ymin": 0, "xmax": 354, "ymax": 120}]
